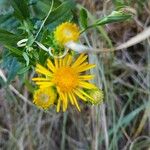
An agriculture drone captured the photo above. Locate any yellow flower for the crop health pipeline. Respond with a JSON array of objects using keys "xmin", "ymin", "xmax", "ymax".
[
  {"xmin": 33, "ymin": 87, "xmax": 57, "ymax": 109},
  {"xmin": 32, "ymin": 54, "xmax": 98, "ymax": 112},
  {"xmin": 54, "ymin": 22, "xmax": 80, "ymax": 45},
  {"xmin": 88, "ymin": 88, "xmax": 103, "ymax": 104}
]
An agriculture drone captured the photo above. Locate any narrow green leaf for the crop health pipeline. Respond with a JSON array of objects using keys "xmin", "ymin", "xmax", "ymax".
[
  {"xmin": 0, "ymin": 29, "xmax": 22, "ymax": 46},
  {"xmin": 26, "ymin": 35, "xmax": 35, "ymax": 47},
  {"xmin": 112, "ymin": 0, "xmax": 126, "ymax": 9},
  {"xmin": 23, "ymin": 52, "xmax": 30, "ymax": 66},
  {"xmin": 5, "ymin": 45, "xmax": 22, "ymax": 56},
  {"xmin": 107, "ymin": 103, "xmax": 146, "ymax": 137},
  {"xmin": 17, "ymin": 66, "xmax": 30, "ymax": 74},
  {"xmin": 11, "ymin": 0, "xmax": 29, "ymax": 20},
  {"xmin": 24, "ymin": 78, "xmax": 35, "ymax": 93},
  {"xmin": 121, "ymin": 106, "xmax": 145, "ymax": 126},
  {"xmin": 33, "ymin": 1, "xmax": 52, "ymax": 17},
  {"xmin": 79, "ymin": 8, "xmax": 88, "ymax": 29},
  {"xmin": 45, "ymin": 1, "xmax": 75, "ymax": 27},
  {"xmin": 96, "ymin": 11, "xmax": 132, "ymax": 26}
]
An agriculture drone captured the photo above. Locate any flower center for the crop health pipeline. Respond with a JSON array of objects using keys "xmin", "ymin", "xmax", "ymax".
[
  {"xmin": 63, "ymin": 29, "xmax": 72, "ymax": 37},
  {"xmin": 53, "ymin": 67, "xmax": 78, "ymax": 92},
  {"xmin": 54, "ymin": 22, "xmax": 80, "ymax": 45},
  {"xmin": 39, "ymin": 94, "xmax": 49, "ymax": 102}
]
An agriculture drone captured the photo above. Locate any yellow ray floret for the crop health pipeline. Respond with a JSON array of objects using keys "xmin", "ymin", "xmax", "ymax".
[
  {"xmin": 32, "ymin": 54, "xmax": 103, "ymax": 112},
  {"xmin": 54, "ymin": 22, "xmax": 80, "ymax": 45}
]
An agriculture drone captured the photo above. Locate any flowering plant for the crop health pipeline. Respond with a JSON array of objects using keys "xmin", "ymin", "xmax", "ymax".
[{"xmin": 0, "ymin": 0, "xmax": 133, "ymax": 112}]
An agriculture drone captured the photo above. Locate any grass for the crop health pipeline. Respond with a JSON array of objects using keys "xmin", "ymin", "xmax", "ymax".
[{"xmin": 0, "ymin": 0, "xmax": 150, "ymax": 150}]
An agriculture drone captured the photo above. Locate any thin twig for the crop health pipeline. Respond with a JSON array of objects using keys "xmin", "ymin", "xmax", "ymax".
[{"xmin": 0, "ymin": 69, "xmax": 34, "ymax": 106}]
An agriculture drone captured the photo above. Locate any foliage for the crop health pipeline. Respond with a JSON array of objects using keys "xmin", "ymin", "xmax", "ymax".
[{"xmin": 0, "ymin": 0, "xmax": 133, "ymax": 82}]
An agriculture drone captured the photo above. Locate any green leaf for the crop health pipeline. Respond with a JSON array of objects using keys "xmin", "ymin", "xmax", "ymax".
[
  {"xmin": 11, "ymin": 0, "xmax": 29, "ymax": 20},
  {"xmin": 36, "ymin": 1, "xmax": 52, "ymax": 13},
  {"xmin": 24, "ymin": 78, "xmax": 35, "ymax": 93},
  {"xmin": 107, "ymin": 103, "xmax": 146, "ymax": 138},
  {"xmin": 23, "ymin": 52, "xmax": 30, "ymax": 66},
  {"xmin": 29, "ymin": 0, "xmax": 61, "ymax": 19},
  {"xmin": 96, "ymin": 11, "xmax": 132, "ymax": 26},
  {"xmin": 45, "ymin": 0, "xmax": 75, "ymax": 29},
  {"xmin": 17, "ymin": 66, "xmax": 30, "ymax": 74},
  {"xmin": 26, "ymin": 34, "xmax": 35, "ymax": 47},
  {"xmin": 112, "ymin": 0, "xmax": 126, "ymax": 9},
  {"xmin": 47, "ymin": 11, "xmax": 73, "ymax": 31},
  {"xmin": 0, "ymin": 15, "xmax": 19, "ymax": 32},
  {"xmin": 0, "ymin": 29, "xmax": 23, "ymax": 56},
  {"xmin": 112, "ymin": 0, "xmax": 131, "ymax": 10},
  {"xmin": 5, "ymin": 45, "xmax": 22, "ymax": 56},
  {"xmin": 2, "ymin": 56, "xmax": 21, "ymax": 83},
  {"xmin": 121, "ymin": 107, "xmax": 144, "ymax": 126},
  {"xmin": 0, "ymin": 29, "xmax": 22, "ymax": 46},
  {"xmin": 79, "ymin": 8, "xmax": 88, "ymax": 29}
]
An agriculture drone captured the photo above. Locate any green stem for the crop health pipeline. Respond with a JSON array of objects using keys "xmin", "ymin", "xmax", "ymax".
[
  {"xmin": 61, "ymin": 112, "xmax": 68, "ymax": 150},
  {"xmin": 80, "ymin": 24, "xmax": 96, "ymax": 34},
  {"xmin": 34, "ymin": 0, "xmax": 54, "ymax": 40},
  {"xmin": 77, "ymin": 4, "xmax": 113, "ymax": 50}
]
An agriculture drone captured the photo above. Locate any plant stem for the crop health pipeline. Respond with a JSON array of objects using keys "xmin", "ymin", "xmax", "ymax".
[
  {"xmin": 61, "ymin": 112, "xmax": 68, "ymax": 150},
  {"xmin": 34, "ymin": 0, "xmax": 54, "ymax": 40}
]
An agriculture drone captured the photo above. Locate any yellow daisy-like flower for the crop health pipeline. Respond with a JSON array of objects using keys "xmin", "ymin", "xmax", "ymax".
[
  {"xmin": 54, "ymin": 22, "xmax": 80, "ymax": 45},
  {"xmin": 32, "ymin": 54, "xmax": 98, "ymax": 112},
  {"xmin": 33, "ymin": 87, "xmax": 57, "ymax": 109}
]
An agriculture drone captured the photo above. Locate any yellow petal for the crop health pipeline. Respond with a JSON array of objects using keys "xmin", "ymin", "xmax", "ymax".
[
  {"xmin": 72, "ymin": 54, "xmax": 87, "ymax": 67},
  {"xmin": 36, "ymin": 64, "xmax": 52, "ymax": 76},
  {"xmin": 73, "ymin": 89, "xmax": 87, "ymax": 101},
  {"xmin": 64, "ymin": 92, "xmax": 68, "ymax": 111},
  {"xmin": 59, "ymin": 58, "xmax": 63, "ymax": 67},
  {"xmin": 39, "ymin": 85, "xmax": 54, "ymax": 88},
  {"xmin": 68, "ymin": 92, "xmax": 74, "ymax": 105},
  {"xmin": 54, "ymin": 58, "xmax": 59, "ymax": 69},
  {"xmin": 79, "ymin": 81, "xmax": 97, "ymax": 89},
  {"xmin": 70, "ymin": 92, "xmax": 81, "ymax": 111},
  {"xmin": 47, "ymin": 59, "xmax": 56, "ymax": 72},
  {"xmin": 35, "ymin": 82, "xmax": 54, "ymax": 86},
  {"xmin": 66, "ymin": 55, "xmax": 73, "ymax": 66},
  {"xmin": 57, "ymin": 98, "xmax": 61, "ymax": 112},
  {"xmin": 58, "ymin": 90, "xmax": 68, "ymax": 112},
  {"xmin": 78, "ymin": 89, "xmax": 95, "ymax": 102},
  {"xmin": 76, "ymin": 64, "xmax": 96, "ymax": 72},
  {"xmin": 63, "ymin": 54, "xmax": 68, "ymax": 66},
  {"xmin": 79, "ymin": 75, "xmax": 94, "ymax": 80},
  {"xmin": 61, "ymin": 93, "xmax": 67, "ymax": 112},
  {"xmin": 32, "ymin": 78, "xmax": 51, "ymax": 81}
]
